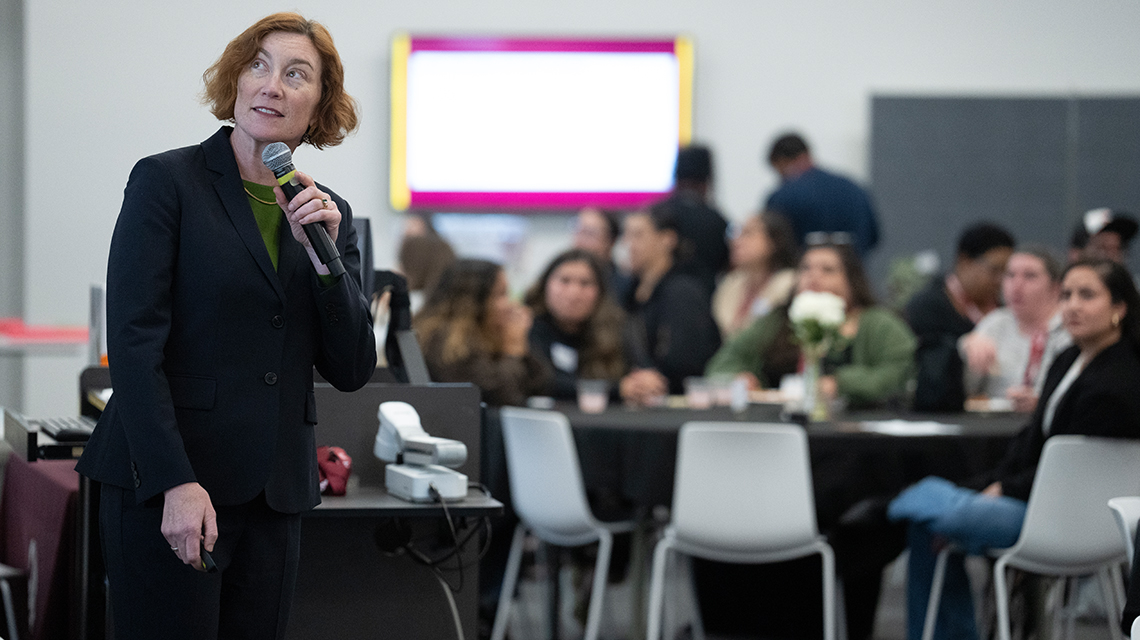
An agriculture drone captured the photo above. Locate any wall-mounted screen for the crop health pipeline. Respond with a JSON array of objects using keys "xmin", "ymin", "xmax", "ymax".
[{"xmin": 390, "ymin": 35, "xmax": 693, "ymax": 212}]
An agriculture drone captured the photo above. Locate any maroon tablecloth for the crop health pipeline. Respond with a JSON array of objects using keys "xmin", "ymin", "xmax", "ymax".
[{"xmin": 0, "ymin": 455, "xmax": 78, "ymax": 640}]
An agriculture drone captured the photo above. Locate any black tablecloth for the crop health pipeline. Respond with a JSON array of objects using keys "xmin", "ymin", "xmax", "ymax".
[
  {"xmin": 562, "ymin": 402, "xmax": 1025, "ymax": 640},
  {"xmin": 566, "ymin": 402, "xmax": 1023, "ymax": 527}
]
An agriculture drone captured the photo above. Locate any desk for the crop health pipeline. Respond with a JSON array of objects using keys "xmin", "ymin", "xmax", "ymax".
[{"xmin": 289, "ymin": 488, "xmax": 502, "ymax": 640}]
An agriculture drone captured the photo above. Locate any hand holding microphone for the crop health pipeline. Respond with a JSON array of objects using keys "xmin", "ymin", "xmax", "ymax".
[{"xmin": 261, "ymin": 142, "xmax": 346, "ymax": 277}]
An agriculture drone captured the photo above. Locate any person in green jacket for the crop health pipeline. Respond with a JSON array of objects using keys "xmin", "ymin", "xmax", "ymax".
[{"xmin": 706, "ymin": 235, "xmax": 916, "ymax": 408}]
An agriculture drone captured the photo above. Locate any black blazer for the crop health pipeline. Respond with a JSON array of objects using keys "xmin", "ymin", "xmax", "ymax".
[
  {"xmin": 975, "ymin": 339, "xmax": 1140, "ymax": 501},
  {"xmin": 76, "ymin": 127, "xmax": 376, "ymax": 514}
]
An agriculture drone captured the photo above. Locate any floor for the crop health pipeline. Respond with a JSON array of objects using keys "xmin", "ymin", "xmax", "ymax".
[{"xmin": 497, "ymin": 545, "xmax": 1124, "ymax": 640}]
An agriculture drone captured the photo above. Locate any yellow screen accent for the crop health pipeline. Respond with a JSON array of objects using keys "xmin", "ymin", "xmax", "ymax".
[
  {"xmin": 390, "ymin": 33, "xmax": 411, "ymax": 211},
  {"xmin": 676, "ymin": 36, "xmax": 694, "ymax": 145}
]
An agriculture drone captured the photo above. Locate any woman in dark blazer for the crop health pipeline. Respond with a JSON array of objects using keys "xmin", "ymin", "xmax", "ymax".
[
  {"xmin": 75, "ymin": 13, "xmax": 375, "ymax": 640},
  {"xmin": 888, "ymin": 258, "xmax": 1140, "ymax": 640}
]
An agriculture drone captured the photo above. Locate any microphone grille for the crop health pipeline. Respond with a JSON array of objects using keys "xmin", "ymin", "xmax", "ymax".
[{"xmin": 261, "ymin": 142, "xmax": 293, "ymax": 173}]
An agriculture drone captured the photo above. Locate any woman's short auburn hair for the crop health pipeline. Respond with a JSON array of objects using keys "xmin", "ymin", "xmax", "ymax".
[{"xmin": 201, "ymin": 12, "xmax": 358, "ymax": 149}]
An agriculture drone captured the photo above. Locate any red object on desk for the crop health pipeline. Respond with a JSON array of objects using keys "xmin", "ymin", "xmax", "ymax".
[
  {"xmin": 0, "ymin": 318, "xmax": 88, "ymax": 344},
  {"xmin": 0, "ymin": 455, "xmax": 79, "ymax": 640}
]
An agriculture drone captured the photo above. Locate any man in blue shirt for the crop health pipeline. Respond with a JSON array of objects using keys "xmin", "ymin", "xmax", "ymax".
[{"xmin": 764, "ymin": 133, "xmax": 880, "ymax": 257}]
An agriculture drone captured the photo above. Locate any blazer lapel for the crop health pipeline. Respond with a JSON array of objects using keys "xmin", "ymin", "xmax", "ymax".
[
  {"xmin": 276, "ymin": 213, "xmax": 305, "ymax": 292},
  {"xmin": 202, "ymin": 127, "xmax": 287, "ymax": 302}
]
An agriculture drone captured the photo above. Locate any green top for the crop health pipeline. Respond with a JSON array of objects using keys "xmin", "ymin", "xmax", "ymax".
[
  {"xmin": 243, "ymin": 181, "xmax": 283, "ymax": 271},
  {"xmin": 243, "ymin": 181, "xmax": 337, "ymax": 287},
  {"xmin": 705, "ymin": 305, "xmax": 917, "ymax": 407}
]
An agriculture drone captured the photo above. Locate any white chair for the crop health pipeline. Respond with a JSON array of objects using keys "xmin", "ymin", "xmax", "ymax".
[
  {"xmin": 491, "ymin": 407, "xmax": 635, "ymax": 640},
  {"xmin": 921, "ymin": 436, "xmax": 1140, "ymax": 640},
  {"xmin": 1108, "ymin": 496, "xmax": 1140, "ymax": 566},
  {"xmin": 646, "ymin": 422, "xmax": 836, "ymax": 640}
]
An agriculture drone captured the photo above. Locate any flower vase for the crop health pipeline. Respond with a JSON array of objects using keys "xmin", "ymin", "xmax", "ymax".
[{"xmin": 801, "ymin": 353, "xmax": 829, "ymax": 422}]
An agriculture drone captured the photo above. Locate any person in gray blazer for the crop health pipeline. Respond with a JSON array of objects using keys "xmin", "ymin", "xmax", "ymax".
[{"xmin": 75, "ymin": 12, "xmax": 376, "ymax": 640}]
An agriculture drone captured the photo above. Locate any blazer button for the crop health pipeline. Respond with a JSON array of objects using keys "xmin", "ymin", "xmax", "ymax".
[
  {"xmin": 325, "ymin": 302, "xmax": 336, "ymax": 312},
  {"xmin": 265, "ymin": 372, "xmax": 278, "ymax": 385},
  {"xmin": 272, "ymin": 315, "xmax": 285, "ymax": 329}
]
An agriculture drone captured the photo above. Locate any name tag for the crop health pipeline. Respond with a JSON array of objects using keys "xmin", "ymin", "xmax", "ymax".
[{"xmin": 550, "ymin": 342, "xmax": 579, "ymax": 373}]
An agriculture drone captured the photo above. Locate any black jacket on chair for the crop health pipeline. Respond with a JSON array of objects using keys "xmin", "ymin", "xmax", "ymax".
[{"xmin": 76, "ymin": 126, "xmax": 376, "ymax": 514}]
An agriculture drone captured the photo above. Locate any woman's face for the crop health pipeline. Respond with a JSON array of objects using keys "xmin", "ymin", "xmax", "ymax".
[
  {"xmin": 573, "ymin": 209, "xmax": 613, "ymax": 262},
  {"xmin": 487, "ymin": 270, "xmax": 512, "ymax": 330},
  {"xmin": 545, "ymin": 260, "xmax": 600, "ymax": 329},
  {"xmin": 1002, "ymin": 253, "xmax": 1058, "ymax": 318},
  {"xmin": 730, "ymin": 216, "xmax": 773, "ymax": 270},
  {"xmin": 1061, "ymin": 266, "xmax": 1125, "ymax": 347},
  {"xmin": 232, "ymin": 32, "xmax": 323, "ymax": 150},
  {"xmin": 797, "ymin": 247, "xmax": 851, "ymax": 306},
  {"xmin": 623, "ymin": 213, "xmax": 674, "ymax": 275}
]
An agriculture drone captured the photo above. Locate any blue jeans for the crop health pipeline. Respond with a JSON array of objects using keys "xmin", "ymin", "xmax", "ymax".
[{"xmin": 888, "ymin": 477, "xmax": 1028, "ymax": 640}]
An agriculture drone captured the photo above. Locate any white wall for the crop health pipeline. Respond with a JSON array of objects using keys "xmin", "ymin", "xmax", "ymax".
[{"xmin": 20, "ymin": 0, "xmax": 1140, "ymax": 415}]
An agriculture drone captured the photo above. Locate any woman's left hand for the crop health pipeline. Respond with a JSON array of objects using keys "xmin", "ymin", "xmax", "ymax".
[{"xmin": 274, "ymin": 169, "xmax": 340, "ymax": 249}]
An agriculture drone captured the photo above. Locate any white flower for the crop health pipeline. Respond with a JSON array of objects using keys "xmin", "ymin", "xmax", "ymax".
[{"xmin": 788, "ymin": 291, "xmax": 846, "ymax": 327}]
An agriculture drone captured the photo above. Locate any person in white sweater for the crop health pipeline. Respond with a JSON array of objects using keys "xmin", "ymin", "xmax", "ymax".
[{"xmin": 959, "ymin": 246, "xmax": 1071, "ymax": 412}]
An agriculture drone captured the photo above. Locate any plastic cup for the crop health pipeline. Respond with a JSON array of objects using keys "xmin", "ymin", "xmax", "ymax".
[
  {"xmin": 684, "ymin": 377, "xmax": 713, "ymax": 410},
  {"xmin": 576, "ymin": 379, "xmax": 609, "ymax": 414}
]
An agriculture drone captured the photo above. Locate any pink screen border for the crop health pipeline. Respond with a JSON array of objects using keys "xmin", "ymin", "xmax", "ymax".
[{"xmin": 394, "ymin": 36, "xmax": 690, "ymax": 212}]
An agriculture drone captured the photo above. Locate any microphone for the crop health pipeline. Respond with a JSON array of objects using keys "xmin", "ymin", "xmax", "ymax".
[{"xmin": 261, "ymin": 142, "xmax": 346, "ymax": 277}]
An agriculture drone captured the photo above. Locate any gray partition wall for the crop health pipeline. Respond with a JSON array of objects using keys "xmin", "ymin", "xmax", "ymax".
[{"xmin": 867, "ymin": 95, "xmax": 1140, "ymax": 292}]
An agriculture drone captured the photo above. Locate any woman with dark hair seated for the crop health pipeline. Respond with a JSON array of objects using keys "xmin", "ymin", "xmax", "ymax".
[
  {"xmin": 524, "ymin": 248, "xmax": 668, "ymax": 406},
  {"xmin": 622, "ymin": 200, "xmax": 722, "ymax": 394},
  {"xmin": 706, "ymin": 235, "xmax": 916, "ymax": 409},
  {"xmin": 712, "ymin": 210, "xmax": 800, "ymax": 339},
  {"xmin": 889, "ymin": 258, "xmax": 1140, "ymax": 640},
  {"xmin": 413, "ymin": 259, "xmax": 548, "ymax": 407}
]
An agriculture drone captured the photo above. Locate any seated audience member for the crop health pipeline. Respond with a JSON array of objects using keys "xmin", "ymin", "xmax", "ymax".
[
  {"xmin": 888, "ymin": 258, "xmax": 1140, "ymax": 640},
  {"xmin": 907, "ymin": 222, "xmax": 1015, "ymax": 411},
  {"xmin": 665, "ymin": 145, "xmax": 731, "ymax": 296},
  {"xmin": 959, "ymin": 247, "xmax": 1070, "ymax": 412},
  {"xmin": 572, "ymin": 206, "xmax": 632, "ymax": 301},
  {"xmin": 706, "ymin": 236, "xmax": 915, "ymax": 408},
  {"xmin": 623, "ymin": 200, "xmax": 722, "ymax": 394},
  {"xmin": 712, "ymin": 211, "xmax": 799, "ymax": 339},
  {"xmin": 1068, "ymin": 207, "xmax": 1138, "ymax": 265},
  {"xmin": 397, "ymin": 232, "xmax": 456, "ymax": 313},
  {"xmin": 413, "ymin": 259, "xmax": 548, "ymax": 407},
  {"xmin": 524, "ymin": 249, "xmax": 668, "ymax": 406}
]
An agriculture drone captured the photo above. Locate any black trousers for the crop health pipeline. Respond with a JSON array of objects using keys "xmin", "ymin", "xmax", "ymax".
[{"xmin": 99, "ymin": 484, "xmax": 302, "ymax": 640}]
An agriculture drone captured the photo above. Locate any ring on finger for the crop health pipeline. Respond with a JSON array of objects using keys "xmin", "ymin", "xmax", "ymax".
[
  {"xmin": 171, "ymin": 546, "xmax": 179, "ymax": 551},
  {"xmin": 321, "ymin": 198, "xmax": 329, "ymax": 209}
]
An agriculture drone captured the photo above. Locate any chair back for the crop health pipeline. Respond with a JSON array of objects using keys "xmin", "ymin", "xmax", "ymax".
[
  {"xmin": 499, "ymin": 407, "xmax": 599, "ymax": 544},
  {"xmin": 1011, "ymin": 436, "xmax": 1140, "ymax": 572},
  {"xmin": 1108, "ymin": 496, "xmax": 1140, "ymax": 566},
  {"xmin": 671, "ymin": 422, "xmax": 819, "ymax": 554}
]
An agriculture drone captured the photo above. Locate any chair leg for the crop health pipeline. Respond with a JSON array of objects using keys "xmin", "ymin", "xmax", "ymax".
[
  {"xmin": 646, "ymin": 538, "xmax": 672, "ymax": 640},
  {"xmin": 1, "ymin": 578, "xmax": 19, "ymax": 640},
  {"xmin": 992, "ymin": 557, "xmax": 1013, "ymax": 640},
  {"xmin": 1111, "ymin": 563, "xmax": 1128, "ymax": 617},
  {"xmin": 921, "ymin": 548, "xmax": 951, "ymax": 640},
  {"xmin": 821, "ymin": 544, "xmax": 837, "ymax": 640},
  {"xmin": 680, "ymin": 555, "xmax": 707, "ymax": 640},
  {"xmin": 1097, "ymin": 567, "xmax": 1124, "ymax": 640},
  {"xmin": 491, "ymin": 524, "xmax": 529, "ymax": 640},
  {"xmin": 583, "ymin": 531, "xmax": 613, "ymax": 640}
]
